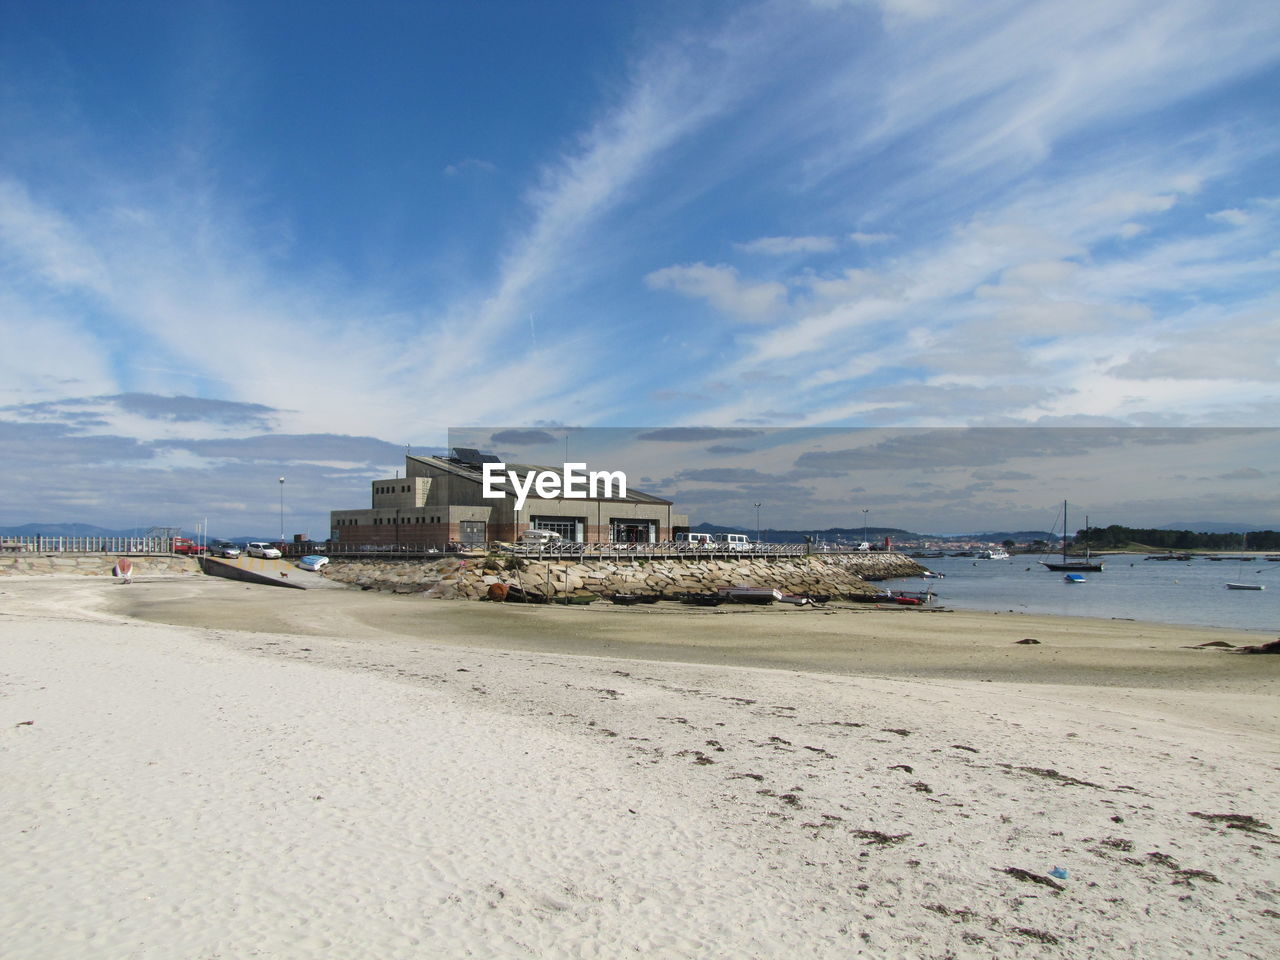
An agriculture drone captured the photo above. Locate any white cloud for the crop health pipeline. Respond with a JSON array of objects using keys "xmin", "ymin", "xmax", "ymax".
[
  {"xmin": 645, "ymin": 263, "xmax": 787, "ymax": 323},
  {"xmin": 848, "ymin": 232, "xmax": 893, "ymax": 246},
  {"xmin": 735, "ymin": 235, "xmax": 838, "ymax": 255},
  {"xmin": 1207, "ymin": 208, "xmax": 1250, "ymax": 227}
]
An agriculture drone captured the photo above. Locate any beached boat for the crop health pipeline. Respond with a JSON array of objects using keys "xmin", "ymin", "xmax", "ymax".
[
  {"xmin": 1039, "ymin": 502, "xmax": 1104, "ymax": 572},
  {"xmin": 679, "ymin": 593, "xmax": 727, "ymax": 607},
  {"xmin": 1225, "ymin": 583, "xmax": 1264, "ymax": 590},
  {"xmin": 297, "ymin": 555, "xmax": 329, "ymax": 571},
  {"xmin": 717, "ymin": 586, "xmax": 783, "ymax": 604},
  {"xmin": 885, "ymin": 589, "xmax": 934, "ymax": 606},
  {"xmin": 778, "ymin": 593, "xmax": 814, "ymax": 606}
]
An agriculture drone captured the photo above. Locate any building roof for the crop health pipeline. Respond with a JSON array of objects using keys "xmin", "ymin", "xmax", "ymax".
[{"xmin": 408, "ymin": 455, "xmax": 672, "ymax": 505}]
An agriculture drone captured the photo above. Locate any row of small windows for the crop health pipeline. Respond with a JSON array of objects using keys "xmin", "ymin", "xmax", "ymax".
[
  {"xmin": 371, "ymin": 516, "xmax": 445, "ymax": 525},
  {"xmin": 375, "ymin": 484, "xmax": 413, "ymax": 495}
]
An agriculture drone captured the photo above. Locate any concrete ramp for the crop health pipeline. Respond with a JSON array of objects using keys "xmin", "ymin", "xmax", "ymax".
[{"xmin": 199, "ymin": 556, "xmax": 345, "ymax": 590}]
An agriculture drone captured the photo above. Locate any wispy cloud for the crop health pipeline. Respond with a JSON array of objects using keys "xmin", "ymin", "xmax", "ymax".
[
  {"xmin": 735, "ymin": 235, "xmax": 838, "ymax": 255},
  {"xmin": 645, "ymin": 263, "xmax": 787, "ymax": 323},
  {"xmin": 443, "ymin": 158, "xmax": 497, "ymax": 176}
]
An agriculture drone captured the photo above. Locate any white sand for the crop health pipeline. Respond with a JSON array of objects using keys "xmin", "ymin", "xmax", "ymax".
[{"xmin": 2, "ymin": 576, "xmax": 1278, "ymax": 958}]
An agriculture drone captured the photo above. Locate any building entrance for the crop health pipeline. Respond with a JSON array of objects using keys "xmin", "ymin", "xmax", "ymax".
[
  {"xmin": 610, "ymin": 519, "xmax": 657, "ymax": 543},
  {"xmin": 529, "ymin": 516, "xmax": 584, "ymax": 542}
]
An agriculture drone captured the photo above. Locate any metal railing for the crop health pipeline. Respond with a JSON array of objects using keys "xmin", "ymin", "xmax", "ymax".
[{"xmin": 0, "ymin": 536, "xmax": 175, "ymax": 554}]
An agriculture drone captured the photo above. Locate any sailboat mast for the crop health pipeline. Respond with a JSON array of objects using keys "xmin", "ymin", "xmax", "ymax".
[{"xmin": 1063, "ymin": 500, "xmax": 1068, "ymax": 562}]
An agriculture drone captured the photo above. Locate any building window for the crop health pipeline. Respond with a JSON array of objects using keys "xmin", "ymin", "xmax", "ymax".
[{"xmin": 530, "ymin": 516, "xmax": 585, "ymax": 542}]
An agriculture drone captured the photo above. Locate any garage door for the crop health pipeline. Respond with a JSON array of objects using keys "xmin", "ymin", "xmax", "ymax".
[{"xmin": 458, "ymin": 520, "xmax": 487, "ymax": 545}]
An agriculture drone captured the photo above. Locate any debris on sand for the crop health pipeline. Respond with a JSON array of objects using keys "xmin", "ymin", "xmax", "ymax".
[
  {"xmin": 1189, "ymin": 812, "xmax": 1273, "ymax": 833},
  {"xmin": 1231, "ymin": 638, "xmax": 1280, "ymax": 655},
  {"xmin": 852, "ymin": 829, "xmax": 910, "ymax": 845},
  {"xmin": 999, "ymin": 867, "xmax": 1066, "ymax": 892},
  {"xmin": 998, "ymin": 764, "xmax": 1104, "ymax": 789},
  {"xmin": 1015, "ymin": 638, "xmax": 1041, "ymax": 644}
]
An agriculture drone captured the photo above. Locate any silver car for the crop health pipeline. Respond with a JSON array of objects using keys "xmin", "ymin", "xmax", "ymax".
[
  {"xmin": 209, "ymin": 540, "xmax": 241, "ymax": 558},
  {"xmin": 246, "ymin": 541, "xmax": 282, "ymax": 559}
]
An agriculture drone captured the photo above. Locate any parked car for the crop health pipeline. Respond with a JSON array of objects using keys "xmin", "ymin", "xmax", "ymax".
[
  {"xmin": 171, "ymin": 537, "xmax": 207, "ymax": 555},
  {"xmin": 208, "ymin": 540, "xmax": 242, "ymax": 559},
  {"xmin": 713, "ymin": 533, "xmax": 752, "ymax": 551},
  {"xmin": 246, "ymin": 541, "xmax": 282, "ymax": 559}
]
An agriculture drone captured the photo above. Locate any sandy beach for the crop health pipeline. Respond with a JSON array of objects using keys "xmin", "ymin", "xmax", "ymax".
[{"xmin": 3, "ymin": 574, "xmax": 1278, "ymax": 958}]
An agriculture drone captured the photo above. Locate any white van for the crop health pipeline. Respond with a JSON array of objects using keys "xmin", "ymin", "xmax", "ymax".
[
  {"xmin": 675, "ymin": 532, "xmax": 714, "ymax": 547},
  {"xmin": 713, "ymin": 533, "xmax": 752, "ymax": 551}
]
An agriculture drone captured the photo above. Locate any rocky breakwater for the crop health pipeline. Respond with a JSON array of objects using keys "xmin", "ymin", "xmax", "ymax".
[{"xmin": 323, "ymin": 552, "xmax": 924, "ymax": 601}]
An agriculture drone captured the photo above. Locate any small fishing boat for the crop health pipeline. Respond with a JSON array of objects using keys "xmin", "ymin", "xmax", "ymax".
[
  {"xmin": 1225, "ymin": 583, "xmax": 1265, "ymax": 590},
  {"xmin": 885, "ymin": 589, "xmax": 934, "ymax": 606},
  {"xmin": 778, "ymin": 593, "xmax": 813, "ymax": 606},
  {"xmin": 717, "ymin": 585, "xmax": 783, "ymax": 604},
  {"xmin": 505, "ymin": 586, "xmax": 550, "ymax": 603},
  {"xmin": 1064, "ymin": 573, "xmax": 1087, "ymax": 583},
  {"xmin": 922, "ymin": 571, "xmax": 945, "ymax": 579},
  {"xmin": 679, "ymin": 593, "xmax": 726, "ymax": 607}
]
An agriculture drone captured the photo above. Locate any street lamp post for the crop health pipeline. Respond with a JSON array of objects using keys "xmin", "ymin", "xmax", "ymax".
[
  {"xmin": 754, "ymin": 502, "xmax": 762, "ymax": 543},
  {"xmin": 862, "ymin": 508, "xmax": 869, "ymax": 549},
  {"xmin": 278, "ymin": 477, "xmax": 285, "ymax": 543}
]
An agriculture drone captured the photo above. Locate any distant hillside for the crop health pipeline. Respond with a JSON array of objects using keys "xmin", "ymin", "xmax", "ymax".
[
  {"xmin": 0, "ymin": 522, "xmax": 132, "ymax": 537},
  {"xmin": 966, "ymin": 531, "xmax": 1059, "ymax": 543},
  {"xmin": 1158, "ymin": 521, "xmax": 1269, "ymax": 534},
  {"xmin": 0, "ymin": 522, "xmax": 253, "ymax": 540}
]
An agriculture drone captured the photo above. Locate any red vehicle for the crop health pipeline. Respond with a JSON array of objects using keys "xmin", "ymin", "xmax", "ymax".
[{"xmin": 171, "ymin": 537, "xmax": 207, "ymax": 555}]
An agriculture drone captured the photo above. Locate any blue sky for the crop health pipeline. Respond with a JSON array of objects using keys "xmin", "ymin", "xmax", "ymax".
[{"xmin": 1, "ymin": 1, "xmax": 1278, "ymax": 535}]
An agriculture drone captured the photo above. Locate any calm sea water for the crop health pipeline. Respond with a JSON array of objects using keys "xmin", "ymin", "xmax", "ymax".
[{"xmin": 888, "ymin": 554, "xmax": 1280, "ymax": 632}]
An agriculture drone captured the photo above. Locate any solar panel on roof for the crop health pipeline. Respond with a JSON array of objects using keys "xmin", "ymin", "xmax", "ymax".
[
  {"xmin": 451, "ymin": 447, "xmax": 483, "ymax": 463},
  {"xmin": 478, "ymin": 454, "xmax": 502, "ymax": 464}
]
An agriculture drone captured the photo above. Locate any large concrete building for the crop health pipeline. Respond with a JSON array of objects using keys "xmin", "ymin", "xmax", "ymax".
[{"xmin": 330, "ymin": 451, "xmax": 688, "ymax": 548}]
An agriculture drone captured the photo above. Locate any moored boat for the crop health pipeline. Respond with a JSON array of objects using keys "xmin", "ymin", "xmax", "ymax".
[
  {"xmin": 1039, "ymin": 502, "xmax": 1104, "ymax": 572},
  {"xmin": 1225, "ymin": 583, "xmax": 1265, "ymax": 590}
]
